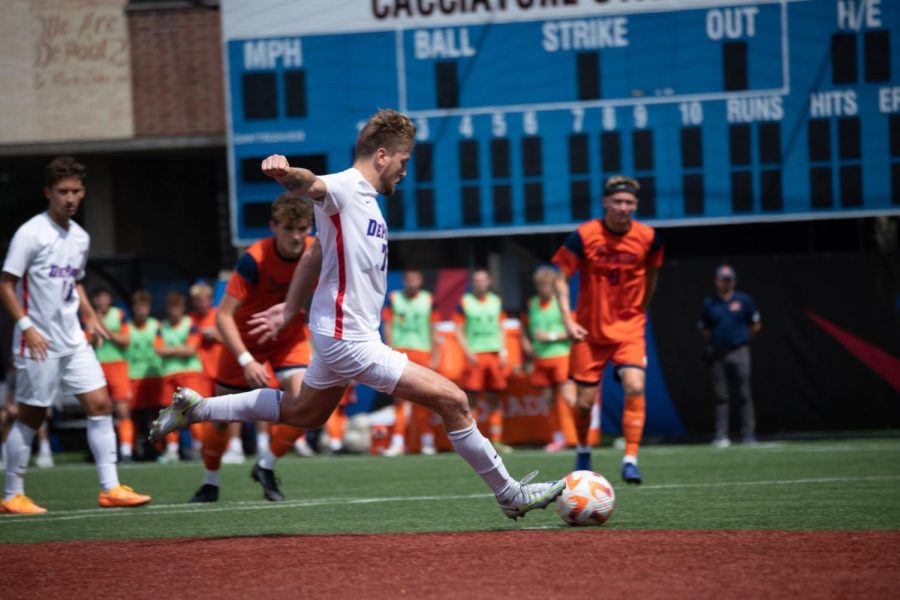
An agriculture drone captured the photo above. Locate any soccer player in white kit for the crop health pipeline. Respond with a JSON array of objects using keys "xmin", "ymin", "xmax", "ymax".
[
  {"xmin": 0, "ymin": 157, "xmax": 151, "ymax": 514},
  {"xmin": 150, "ymin": 110, "xmax": 565, "ymax": 519}
]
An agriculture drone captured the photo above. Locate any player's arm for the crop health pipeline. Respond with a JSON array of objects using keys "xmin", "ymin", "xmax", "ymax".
[
  {"xmin": 0, "ymin": 272, "xmax": 50, "ymax": 360},
  {"xmin": 642, "ymin": 266, "xmax": 660, "ymax": 312},
  {"xmin": 77, "ymin": 283, "xmax": 110, "ymax": 342},
  {"xmin": 553, "ymin": 271, "xmax": 587, "ymax": 342},
  {"xmin": 749, "ymin": 300, "xmax": 762, "ymax": 336},
  {"xmin": 216, "ymin": 293, "xmax": 270, "ymax": 388},
  {"xmin": 453, "ymin": 310, "xmax": 476, "ymax": 365},
  {"xmin": 261, "ymin": 155, "xmax": 327, "ymax": 199},
  {"xmin": 429, "ymin": 318, "xmax": 442, "ymax": 370},
  {"xmin": 520, "ymin": 316, "xmax": 535, "ymax": 360},
  {"xmin": 107, "ymin": 317, "xmax": 129, "ymax": 348}
]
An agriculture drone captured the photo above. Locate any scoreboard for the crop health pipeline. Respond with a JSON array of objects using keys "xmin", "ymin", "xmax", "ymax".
[{"xmin": 221, "ymin": 0, "xmax": 900, "ymax": 244}]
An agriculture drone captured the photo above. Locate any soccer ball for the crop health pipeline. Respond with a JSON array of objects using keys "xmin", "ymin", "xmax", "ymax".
[{"xmin": 556, "ymin": 470, "xmax": 615, "ymax": 526}]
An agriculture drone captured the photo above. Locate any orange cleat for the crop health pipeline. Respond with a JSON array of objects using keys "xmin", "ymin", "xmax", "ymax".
[
  {"xmin": 98, "ymin": 485, "xmax": 152, "ymax": 508},
  {"xmin": 0, "ymin": 494, "xmax": 48, "ymax": 515}
]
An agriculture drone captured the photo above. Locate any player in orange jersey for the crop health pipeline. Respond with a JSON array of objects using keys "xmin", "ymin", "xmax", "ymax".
[
  {"xmin": 189, "ymin": 193, "xmax": 316, "ymax": 503},
  {"xmin": 552, "ymin": 175, "xmax": 663, "ymax": 485}
]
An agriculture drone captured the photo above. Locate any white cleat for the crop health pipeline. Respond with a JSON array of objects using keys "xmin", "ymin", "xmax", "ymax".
[
  {"xmin": 382, "ymin": 443, "xmax": 404, "ymax": 458},
  {"xmin": 497, "ymin": 471, "xmax": 566, "ymax": 520},
  {"xmin": 221, "ymin": 448, "xmax": 246, "ymax": 465},
  {"xmin": 420, "ymin": 446, "xmax": 437, "ymax": 456},
  {"xmin": 149, "ymin": 387, "xmax": 204, "ymax": 442},
  {"xmin": 35, "ymin": 452, "xmax": 55, "ymax": 468}
]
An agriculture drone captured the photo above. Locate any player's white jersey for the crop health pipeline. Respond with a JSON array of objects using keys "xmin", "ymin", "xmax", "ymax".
[
  {"xmin": 309, "ymin": 168, "xmax": 388, "ymax": 342},
  {"xmin": 2, "ymin": 212, "xmax": 90, "ymax": 358}
]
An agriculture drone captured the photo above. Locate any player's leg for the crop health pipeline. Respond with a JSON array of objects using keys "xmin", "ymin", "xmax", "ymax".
[
  {"xmin": 569, "ymin": 340, "xmax": 608, "ymax": 471},
  {"xmin": 104, "ymin": 361, "xmax": 134, "ymax": 461},
  {"xmin": 483, "ymin": 354, "xmax": 510, "ymax": 452},
  {"xmin": 617, "ymin": 366, "xmax": 646, "ymax": 484},
  {"xmin": 709, "ymin": 354, "xmax": 730, "ymax": 446},
  {"xmin": 76, "ymin": 384, "xmax": 151, "ymax": 507},
  {"xmin": 189, "ymin": 381, "xmax": 240, "ymax": 503},
  {"xmin": 252, "ymin": 366, "xmax": 307, "ymax": 501},
  {"xmin": 731, "ymin": 347, "xmax": 756, "ymax": 443},
  {"xmin": 34, "ymin": 415, "xmax": 54, "ymax": 468},
  {"xmin": 2, "ymin": 401, "xmax": 48, "ymax": 514}
]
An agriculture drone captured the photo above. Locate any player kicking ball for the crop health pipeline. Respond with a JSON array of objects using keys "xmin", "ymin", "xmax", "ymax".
[{"xmin": 150, "ymin": 109, "xmax": 564, "ymax": 519}]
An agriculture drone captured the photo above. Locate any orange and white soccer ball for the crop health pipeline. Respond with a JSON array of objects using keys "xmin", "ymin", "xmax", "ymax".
[{"xmin": 556, "ymin": 470, "xmax": 616, "ymax": 526}]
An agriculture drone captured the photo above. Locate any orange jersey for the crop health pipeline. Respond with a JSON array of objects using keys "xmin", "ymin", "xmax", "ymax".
[
  {"xmin": 552, "ymin": 219, "xmax": 663, "ymax": 344},
  {"xmin": 225, "ymin": 236, "xmax": 314, "ymax": 353},
  {"xmin": 189, "ymin": 308, "xmax": 223, "ymax": 380}
]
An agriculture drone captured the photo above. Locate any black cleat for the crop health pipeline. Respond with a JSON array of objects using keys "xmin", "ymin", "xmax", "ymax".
[
  {"xmin": 188, "ymin": 483, "xmax": 219, "ymax": 503},
  {"xmin": 251, "ymin": 464, "xmax": 285, "ymax": 501}
]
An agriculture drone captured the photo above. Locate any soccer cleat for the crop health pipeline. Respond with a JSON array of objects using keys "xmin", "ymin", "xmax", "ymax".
[
  {"xmin": 575, "ymin": 451, "xmax": 592, "ymax": 471},
  {"xmin": 250, "ymin": 464, "xmax": 285, "ymax": 501},
  {"xmin": 221, "ymin": 447, "xmax": 246, "ymax": 465},
  {"xmin": 157, "ymin": 450, "xmax": 180, "ymax": 464},
  {"xmin": 99, "ymin": 485, "xmax": 152, "ymax": 508},
  {"xmin": 621, "ymin": 462, "xmax": 642, "ymax": 485},
  {"xmin": 188, "ymin": 484, "xmax": 219, "ymax": 503},
  {"xmin": 497, "ymin": 471, "xmax": 566, "ymax": 520},
  {"xmin": 149, "ymin": 387, "xmax": 205, "ymax": 442},
  {"xmin": 35, "ymin": 452, "xmax": 55, "ymax": 468},
  {"xmin": 420, "ymin": 446, "xmax": 437, "ymax": 456},
  {"xmin": 711, "ymin": 437, "xmax": 732, "ymax": 449},
  {"xmin": 543, "ymin": 440, "xmax": 565, "ymax": 453},
  {"xmin": 0, "ymin": 494, "xmax": 48, "ymax": 515},
  {"xmin": 493, "ymin": 441, "xmax": 514, "ymax": 454},
  {"xmin": 294, "ymin": 437, "xmax": 315, "ymax": 458},
  {"xmin": 382, "ymin": 443, "xmax": 404, "ymax": 458}
]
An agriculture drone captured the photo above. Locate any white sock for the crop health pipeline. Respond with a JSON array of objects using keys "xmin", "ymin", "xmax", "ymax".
[
  {"xmin": 166, "ymin": 441, "xmax": 179, "ymax": 454},
  {"xmin": 447, "ymin": 422, "xmax": 516, "ymax": 502},
  {"xmin": 120, "ymin": 443, "xmax": 133, "ymax": 458},
  {"xmin": 421, "ymin": 432, "xmax": 435, "ymax": 448},
  {"xmin": 4, "ymin": 421, "xmax": 35, "ymax": 500},
  {"xmin": 87, "ymin": 415, "xmax": 120, "ymax": 491},
  {"xmin": 553, "ymin": 431, "xmax": 565, "ymax": 445},
  {"xmin": 193, "ymin": 389, "xmax": 282, "ymax": 423},
  {"xmin": 204, "ymin": 469, "xmax": 220, "ymax": 487},
  {"xmin": 623, "ymin": 455, "xmax": 637, "ymax": 465},
  {"xmin": 227, "ymin": 436, "xmax": 243, "ymax": 453},
  {"xmin": 390, "ymin": 433, "xmax": 404, "ymax": 448},
  {"xmin": 39, "ymin": 438, "xmax": 52, "ymax": 456},
  {"xmin": 257, "ymin": 448, "xmax": 276, "ymax": 470},
  {"xmin": 576, "ymin": 444, "xmax": 592, "ymax": 454},
  {"xmin": 256, "ymin": 431, "xmax": 270, "ymax": 454}
]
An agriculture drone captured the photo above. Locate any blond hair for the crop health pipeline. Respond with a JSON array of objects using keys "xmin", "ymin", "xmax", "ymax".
[
  {"xmin": 355, "ymin": 109, "xmax": 416, "ymax": 159},
  {"xmin": 603, "ymin": 175, "xmax": 640, "ymax": 196},
  {"xmin": 189, "ymin": 282, "xmax": 213, "ymax": 298},
  {"xmin": 532, "ymin": 266, "xmax": 557, "ymax": 287}
]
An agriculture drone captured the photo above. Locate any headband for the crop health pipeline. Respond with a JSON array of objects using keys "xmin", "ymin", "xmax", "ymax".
[{"xmin": 604, "ymin": 182, "xmax": 639, "ymax": 196}]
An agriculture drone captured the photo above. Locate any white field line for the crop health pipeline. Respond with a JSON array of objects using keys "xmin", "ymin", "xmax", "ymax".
[{"xmin": 2, "ymin": 475, "xmax": 898, "ymax": 527}]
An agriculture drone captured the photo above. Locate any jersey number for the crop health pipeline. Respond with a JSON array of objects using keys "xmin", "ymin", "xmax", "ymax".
[{"xmin": 380, "ymin": 244, "xmax": 388, "ymax": 272}]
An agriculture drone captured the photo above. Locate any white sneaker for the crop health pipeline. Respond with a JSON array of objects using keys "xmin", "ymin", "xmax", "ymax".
[
  {"xmin": 711, "ymin": 437, "xmax": 731, "ymax": 449},
  {"xmin": 221, "ymin": 447, "xmax": 246, "ymax": 465},
  {"xmin": 382, "ymin": 443, "xmax": 404, "ymax": 458},
  {"xmin": 420, "ymin": 446, "xmax": 437, "ymax": 456},
  {"xmin": 149, "ymin": 387, "xmax": 204, "ymax": 442},
  {"xmin": 35, "ymin": 452, "xmax": 55, "ymax": 468},
  {"xmin": 157, "ymin": 450, "xmax": 180, "ymax": 464},
  {"xmin": 294, "ymin": 438, "xmax": 315, "ymax": 458},
  {"xmin": 497, "ymin": 471, "xmax": 566, "ymax": 520}
]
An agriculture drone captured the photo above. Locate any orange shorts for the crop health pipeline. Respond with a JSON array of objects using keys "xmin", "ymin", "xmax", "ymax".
[
  {"xmin": 162, "ymin": 371, "xmax": 214, "ymax": 405},
  {"xmin": 461, "ymin": 352, "xmax": 507, "ymax": 392},
  {"xmin": 216, "ymin": 340, "xmax": 311, "ymax": 390},
  {"xmin": 569, "ymin": 338, "xmax": 646, "ymax": 386},
  {"xmin": 131, "ymin": 377, "xmax": 163, "ymax": 410},
  {"xmin": 397, "ymin": 348, "xmax": 431, "ymax": 368},
  {"xmin": 100, "ymin": 360, "xmax": 131, "ymax": 402},
  {"xmin": 529, "ymin": 355, "xmax": 570, "ymax": 388}
]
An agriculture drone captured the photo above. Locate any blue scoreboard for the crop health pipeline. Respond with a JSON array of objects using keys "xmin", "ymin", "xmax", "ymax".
[{"xmin": 221, "ymin": 0, "xmax": 899, "ymax": 244}]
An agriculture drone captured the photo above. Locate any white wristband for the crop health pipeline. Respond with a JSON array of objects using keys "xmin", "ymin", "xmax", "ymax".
[
  {"xmin": 237, "ymin": 351, "xmax": 255, "ymax": 367},
  {"xmin": 17, "ymin": 316, "xmax": 34, "ymax": 331},
  {"xmin": 547, "ymin": 332, "xmax": 558, "ymax": 341}
]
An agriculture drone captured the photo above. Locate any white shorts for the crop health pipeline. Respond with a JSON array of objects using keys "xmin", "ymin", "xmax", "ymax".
[
  {"xmin": 13, "ymin": 344, "xmax": 107, "ymax": 408},
  {"xmin": 304, "ymin": 332, "xmax": 408, "ymax": 394}
]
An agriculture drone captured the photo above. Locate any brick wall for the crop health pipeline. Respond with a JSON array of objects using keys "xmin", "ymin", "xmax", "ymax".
[{"xmin": 129, "ymin": 7, "xmax": 224, "ymax": 137}]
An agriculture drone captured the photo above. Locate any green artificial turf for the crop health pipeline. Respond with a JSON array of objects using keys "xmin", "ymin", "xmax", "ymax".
[{"xmin": 2, "ymin": 438, "xmax": 898, "ymax": 544}]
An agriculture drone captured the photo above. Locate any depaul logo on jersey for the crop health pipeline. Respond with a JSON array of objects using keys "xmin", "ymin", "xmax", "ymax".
[
  {"xmin": 48, "ymin": 264, "xmax": 79, "ymax": 278},
  {"xmin": 367, "ymin": 219, "xmax": 388, "ymax": 240}
]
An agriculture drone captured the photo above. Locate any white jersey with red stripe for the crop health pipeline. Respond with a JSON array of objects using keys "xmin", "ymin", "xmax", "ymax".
[
  {"xmin": 309, "ymin": 167, "xmax": 388, "ymax": 342},
  {"xmin": 2, "ymin": 212, "xmax": 91, "ymax": 358}
]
